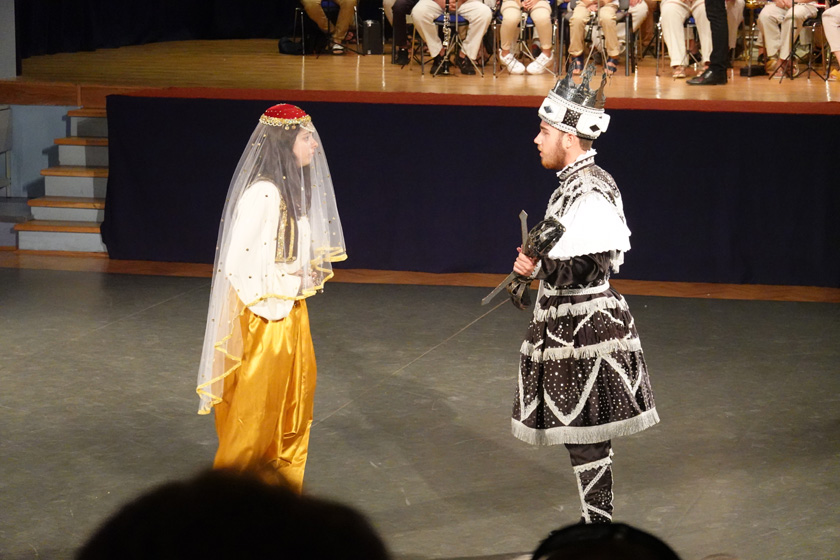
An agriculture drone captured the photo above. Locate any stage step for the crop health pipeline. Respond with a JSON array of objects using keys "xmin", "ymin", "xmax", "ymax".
[
  {"xmin": 28, "ymin": 196, "xmax": 105, "ymax": 222},
  {"xmin": 42, "ymin": 166, "xmax": 108, "ymax": 198},
  {"xmin": 69, "ymin": 108, "xmax": 108, "ymax": 138},
  {"xmin": 14, "ymin": 220, "xmax": 106, "ymax": 252},
  {"xmin": 56, "ymin": 137, "xmax": 109, "ymax": 167},
  {"xmin": 15, "ymin": 106, "xmax": 110, "ymax": 253}
]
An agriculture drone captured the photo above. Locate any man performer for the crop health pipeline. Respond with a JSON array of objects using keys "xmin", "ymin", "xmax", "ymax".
[
  {"xmin": 197, "ymin": 104, "xmax": 347, "ymax": 493},
  {"xmin": 510, "ymin": 68, "xmax": 659, "ymax": 524}
]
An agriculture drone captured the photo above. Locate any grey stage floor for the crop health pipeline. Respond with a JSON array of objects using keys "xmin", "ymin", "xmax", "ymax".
[{"xmin": 0, "ymin": 268, "xmax": 838, "ymax": 560}]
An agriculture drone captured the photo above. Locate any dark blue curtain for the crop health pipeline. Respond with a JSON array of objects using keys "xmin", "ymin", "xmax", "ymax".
[{"xmin": 102, "ymin": 95, "xmax": 840, "ymax": 287}]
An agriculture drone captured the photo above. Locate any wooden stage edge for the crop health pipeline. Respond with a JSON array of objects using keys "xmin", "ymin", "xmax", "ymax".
[
  {"xmin": 2, "ymin": 80, "xmax": 840, "ymax": 115},
  {"xmin": 1, "ymin": 249, "xmax": 838, "ymax": 303}
]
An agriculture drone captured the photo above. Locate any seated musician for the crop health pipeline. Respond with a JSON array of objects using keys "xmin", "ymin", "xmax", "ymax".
[
  {"xmin": 568, "ymin": 0, "xmax": 648, "ymax": 76},
  {"xmin": 384, "ymin": 0, "xmax": 422, "ymax": 64},
  {"xmin": 411, "ymin": 0, "xmax": 493, "ymax": 74},
  {"xmin": 498, "ymin": 0, "xmax": 555, "ymax": 74},
  {"xmin": 300, "ymin": 0, "xmax": 358, "ymax": 54},
  {"xmin": 757, "ymin": 0, "xmax": 819, "ymax": 74},
  {"xmin": 660, "ymin": 0, "xmax": 713, "ymax": 78}
]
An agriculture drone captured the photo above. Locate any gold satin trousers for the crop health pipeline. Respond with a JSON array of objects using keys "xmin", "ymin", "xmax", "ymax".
[{"xmin": 213, "ymin": 300, "xmax": 316, "ymax": 493}]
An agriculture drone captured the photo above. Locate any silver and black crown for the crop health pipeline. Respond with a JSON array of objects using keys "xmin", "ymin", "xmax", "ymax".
[
  {"xmin": 538, "ymin": 63, "xmax": 611, "ymax": 140},
  {"xmin": 552, "ymin": 64, "xmax": 608, "ymax": 110}
]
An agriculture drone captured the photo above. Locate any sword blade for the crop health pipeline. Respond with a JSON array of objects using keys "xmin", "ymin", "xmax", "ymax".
[
  {"xmin": 481, "ymin": 272, "xmax": 518, "ymax": 306},
  {"xmin": 481, "ymin": 210, "xmax": 531, "ymax": 306}
]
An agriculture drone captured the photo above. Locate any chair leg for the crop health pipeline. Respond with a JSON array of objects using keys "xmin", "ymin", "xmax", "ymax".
[
  {"xmin": 655, "ymin": 21, "xmax": 662, "ymax": 76},
  {"xmin": 294, "ymin": 7, "xmax": 306, "ymax": 56},
  {"xmin": 803, "ymin": 21, "xmax": 827, "ymax": 80},
  {"xmin": 412, "ymin": 26, "xmax": 424, "ymax": 74},
  {"xmin": 354, "ymin": 6, "xmax": 364, "ymax": 55},
  {"xmin": 492, "ymin": 20, "xmax": 499, "ymax": 76},
  {"xmin": 381, "ymin": 7, "xmax": 387, "ymax": 58},
  {"xmin": 625, "ymin": 13, "xmax": 633, "ymax": 76},
  {"xmin": 557, "ymin": 9, "xmax": 566, "ymax": 73}
]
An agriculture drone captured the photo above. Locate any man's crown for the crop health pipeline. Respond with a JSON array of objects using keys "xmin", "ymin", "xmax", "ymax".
[
  {"xmin": 538, "ymin": 63, "xmax": 610, "ymax": 140},
  {"xmin": 551, "ymin": 64, "xmax": 607, "ymax": 110}
]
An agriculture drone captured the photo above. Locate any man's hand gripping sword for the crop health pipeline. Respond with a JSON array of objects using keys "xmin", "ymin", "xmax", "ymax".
[
  {"xmin": 481, "ymin": 211, "xmax": 533, "ymax": 308},
  {"xmin": 481, "ymin": 211, "xmax": 566, "ymax": 309}
]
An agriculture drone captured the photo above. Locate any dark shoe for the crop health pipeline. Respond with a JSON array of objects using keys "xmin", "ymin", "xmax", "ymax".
[
  {"xmin": 605, "ymin": 56, "xmax": 619, "ymax": 75},
  {"xmin": 687, "ymin": 68, "xmax": 727, "ymax": 85},
  {"xmin": 394, "ymin": 48, "xmax": 409, "ymax": 66},
  {"xmin": 457, "ymin": 55, "xmax": 476, "ymax": 75},
  {"xmin": 572, "ymin": 56, "xmax": 584, "ymax": 75},
  {"xmin": 431, "ymin": 54, "xmax": 450, "ymax": 75}
]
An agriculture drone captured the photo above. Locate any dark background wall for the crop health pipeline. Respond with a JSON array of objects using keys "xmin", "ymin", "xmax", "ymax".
[
  {"xmin": 14, "ymin": 0, "xmax": 387, "ymax": 59},
  {"xmin": 102, "ymin": 95, "xmax": 840, "ymax": 288}
]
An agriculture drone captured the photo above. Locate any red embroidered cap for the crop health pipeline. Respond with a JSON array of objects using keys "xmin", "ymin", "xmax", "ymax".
[{"xmin": 259, "ymin": 104, "xmax": 313, "ymax": 130}]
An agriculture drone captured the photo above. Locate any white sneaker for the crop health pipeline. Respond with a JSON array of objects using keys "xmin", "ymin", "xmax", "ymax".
[
  {"xmin": 526, "ymin": 53, "xmax": 553, "ymax": 75},
  {"xmin": 499, "ymin": 50, "xmax": 525, "ymax": 75}
]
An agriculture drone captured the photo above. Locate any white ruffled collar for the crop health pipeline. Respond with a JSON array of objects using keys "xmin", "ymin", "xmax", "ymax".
[{"xmin": 556, "ymin": 149, "xmax": 597, "ymax": 182}]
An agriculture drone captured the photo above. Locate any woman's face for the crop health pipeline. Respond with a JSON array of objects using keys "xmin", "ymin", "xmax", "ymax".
[{"xmin": 292, "ymin": 128, "xmax": 318, "ymax": 167}]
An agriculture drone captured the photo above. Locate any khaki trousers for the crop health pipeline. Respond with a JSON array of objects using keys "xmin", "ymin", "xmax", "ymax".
[
  {"xmin": 569, "ymin": 2, "xmax": 621, "ymax": 58},
  {"xmin": 499, "ymin": 0, "xmax": 553, "ymax": 52}
]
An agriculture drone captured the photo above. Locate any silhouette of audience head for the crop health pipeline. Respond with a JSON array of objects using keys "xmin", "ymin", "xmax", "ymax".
[
  {"xmin": 76, "ymin": 468, "xmax": 390, "ymax": 560},
  {"xmin": 530, "ymin": 522, "xmax": 682, "ymax": 560}
]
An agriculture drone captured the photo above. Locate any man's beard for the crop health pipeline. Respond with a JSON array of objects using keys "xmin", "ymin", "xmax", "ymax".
[{"xmin": 540, "ymin": 139, "xmax": 566, "ymax": 170}]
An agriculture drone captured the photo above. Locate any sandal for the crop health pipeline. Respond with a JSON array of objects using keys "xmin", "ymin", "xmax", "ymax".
[
  {"xmin": 606, "ymin": 56, "xmax": 619, "ymax": 75},
  {"xmin": 572, "ymin": 56, "xmax": 584, "ymax": 75}
]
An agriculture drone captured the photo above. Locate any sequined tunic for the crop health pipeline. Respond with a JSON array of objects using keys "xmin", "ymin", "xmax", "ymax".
[{"xmin": 512, "ymin": 153, "xmax": 659, "ymax": 445}]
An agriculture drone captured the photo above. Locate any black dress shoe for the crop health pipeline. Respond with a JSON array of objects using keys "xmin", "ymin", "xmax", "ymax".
[
  {"xmin": 394, "ymin": 48, "xmax": 409, "ymax": 66},
  {"xmin": 456, "ymin": 55, "xmax": 476, "ymax": 75},
  {"xmin": 687, "ymin": 68, "xmax": 727, "ymax": 85},
  {"xmin": 431, "ymin": 54, "xmax": 450, "ymax": 75}
]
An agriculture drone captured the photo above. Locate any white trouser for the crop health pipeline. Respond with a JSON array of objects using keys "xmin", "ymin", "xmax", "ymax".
[
  {"xmin": 660, "ymin": 0, "xmax": 713, "ymax": 67},
  {"xmin": 823, "ymin": 3, "xmax": 840, "ymax": 53},
  {"xmin": 757, "ymin": 2, "xmax": 819, "ymax": 59},
  {"xmin": 726, "ymin": 0, "xmax": 745, "ymax": 48},
  {"xmin": 411, "ymin": 0, "xmax": 493, "ymax": 60}
]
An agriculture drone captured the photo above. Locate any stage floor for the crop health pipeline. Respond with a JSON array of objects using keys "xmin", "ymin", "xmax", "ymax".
[
  {"xmin": 1, "ymin": 267, "xmax": 838, "ymax": 560},
  {"xmin": 4, "ymin": 39, "xmax": 840, "ymax": 107}
]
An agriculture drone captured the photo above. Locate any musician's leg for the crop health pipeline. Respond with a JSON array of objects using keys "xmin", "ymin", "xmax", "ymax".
[
  {"xmin": 460, "ymin": 0, "xmax": 493, "ymax": 60},
  {"xmin": 412, "ymin": 0, "xmax": 445, "ymax": 55},
  {"xmin": 500, "ymin": 0, "xmax": 523, "ymax": 55}
]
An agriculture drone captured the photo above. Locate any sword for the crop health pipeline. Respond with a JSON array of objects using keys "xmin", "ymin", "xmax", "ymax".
[{"xmin": 481, "ymin": 210, "xmax": 530, "ymax": 306}]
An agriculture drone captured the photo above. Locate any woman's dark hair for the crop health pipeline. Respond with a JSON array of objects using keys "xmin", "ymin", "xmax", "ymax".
[{"xmin": 77, "ymin": 468, "xmax": 390, "ymax": 560}]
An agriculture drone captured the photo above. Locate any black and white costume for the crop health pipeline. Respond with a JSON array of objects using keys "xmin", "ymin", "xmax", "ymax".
[{"xmin": 512, "ymin": 71, "xmax": 659, "ymax": 524}]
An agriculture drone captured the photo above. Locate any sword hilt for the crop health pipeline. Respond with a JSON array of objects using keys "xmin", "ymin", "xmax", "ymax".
[{"xmin": 480, "ymin": 210, "xmax": 532, "ymax": 306}]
